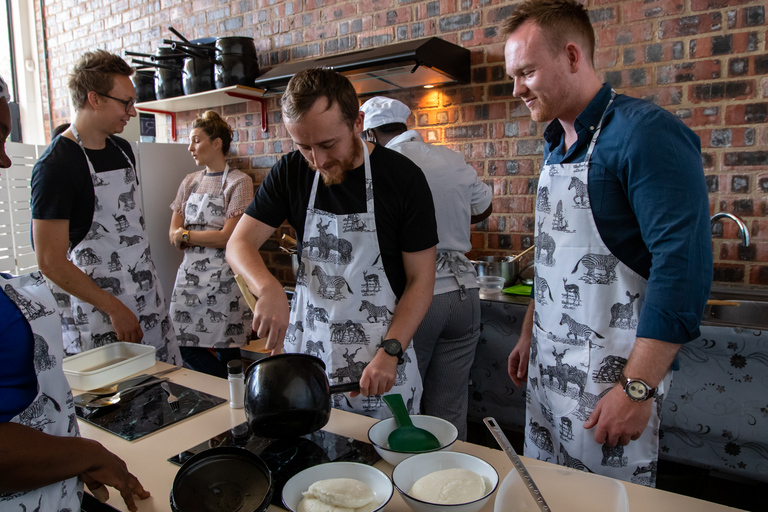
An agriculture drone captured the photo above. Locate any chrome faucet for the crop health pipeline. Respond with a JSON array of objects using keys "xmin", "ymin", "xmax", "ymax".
[{"xmin": 711, "ymin": 212, "xmax": 750, "ymax": 247}]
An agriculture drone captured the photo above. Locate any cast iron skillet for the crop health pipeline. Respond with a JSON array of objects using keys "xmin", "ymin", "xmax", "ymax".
[
  {"xmin": 244, "ymin": 353, "xmax": 359, "ymax": 439},
  {"xmin": 170, "ymin": 446, "xmax": 272, "ymax": 512}
]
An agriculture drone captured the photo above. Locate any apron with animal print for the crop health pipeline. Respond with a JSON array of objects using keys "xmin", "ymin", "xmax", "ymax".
[
  {"xmin": 51, "ymin": 126, "xmax": 181, "ymax": 365},
  {"xmin": 170, "ymin": 165, "xmax": 248, "ymax": 349},
  {"xmin": 1, "ymin": 271, "xmax": 83, "ymax": 510},
  {"xmin": 526, "ymin": 91, "xmax": 668, "ymax": 486},
  {"xmin": 286, "ymin": 142, "xmax": 422, "ymax": 419}
]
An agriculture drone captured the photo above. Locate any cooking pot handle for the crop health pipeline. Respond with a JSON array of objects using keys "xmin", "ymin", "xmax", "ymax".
[
  {"xmin": 168, "ymin": 25, "xmax": 194, "ymax": 46},
  {"xmin": 519, "ymin": 260, "xmax": 534, "ymax": 286},
  {"xmin": 470, "ymin": 260, "xmax": 487, "ymax": 268},
  {"xmin": 125, "ymin": 50, "xmax": 154, "ymax": 59},
  {"xmin": 329, "ymin": 382, "xmax": 360, "ymax": 394},
  {"xmin": 131, "ymin": 58, "xmax": 180, "ymax": 71}
]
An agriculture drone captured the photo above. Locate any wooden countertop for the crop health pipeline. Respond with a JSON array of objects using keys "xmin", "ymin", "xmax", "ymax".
[{"xmin": 73, "ymin": 362, "xmax": 743, "ymax": 512}]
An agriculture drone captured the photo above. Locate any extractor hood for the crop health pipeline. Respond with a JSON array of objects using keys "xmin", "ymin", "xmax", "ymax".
[{"xmin": 253, "ymin": 37, "xmax": 471, "ymax": 95}]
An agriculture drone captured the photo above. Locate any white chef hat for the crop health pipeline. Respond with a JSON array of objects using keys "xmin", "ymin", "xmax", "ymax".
[{"xmin": 360, "ymin": 96, "xmax": 411, "ymax": 131}]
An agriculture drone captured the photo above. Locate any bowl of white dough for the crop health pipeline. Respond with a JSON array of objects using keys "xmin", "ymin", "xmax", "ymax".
[
  {"xmin": 282, "ymin": 461, "xmax": 393, "ymax": 512},
  {"xmin": 392, "ymin": 452, "xmax": 499, "ymax": 512},
  {"xmin": 367, "ymin": 415, "xmax": 459, "ymax": 465}
]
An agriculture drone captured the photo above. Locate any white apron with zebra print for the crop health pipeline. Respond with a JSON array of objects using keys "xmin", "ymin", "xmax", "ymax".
[
  {"xmin": 526, "ymin": 91, "xmax": 668, "ymax": 486},
  {"xmin": 50, "ymin": 126, "xmax": 181, "ymax": 365},
  {"xmin": 1, "ymin": 272, "xmax": 83, "ymax": 511},
  {"xmin": 170, "ymin": 165, "xmax": 248, "ymax": 349},
  {"xmin": 285, "ymin": 141, "xmax": 422, "ymax": 419}
]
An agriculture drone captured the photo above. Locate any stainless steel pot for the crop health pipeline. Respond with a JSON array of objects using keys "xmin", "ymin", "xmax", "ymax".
[{"xmin": 472, "ymin": 255, "xmax": 534, "ymax": 287}]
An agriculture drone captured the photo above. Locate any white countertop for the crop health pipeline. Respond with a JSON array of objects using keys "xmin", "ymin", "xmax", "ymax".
[{"xmin": 73, "ymin": 362, "xmax": 743, "ymax": 512}]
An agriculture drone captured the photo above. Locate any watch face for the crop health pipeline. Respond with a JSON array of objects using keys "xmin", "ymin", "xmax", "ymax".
[
  {"xmin": 384, "ymin": 339, "xmax": 400, "ymax": 355},
  {"xmin": 626, "ymin": 380, "xmax": 649, "ymax": 401}
]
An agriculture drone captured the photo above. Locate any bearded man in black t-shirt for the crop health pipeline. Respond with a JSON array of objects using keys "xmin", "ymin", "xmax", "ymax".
[{"xmin": 227, "ymin": 69, "xmax": 438, "ymax": 416}]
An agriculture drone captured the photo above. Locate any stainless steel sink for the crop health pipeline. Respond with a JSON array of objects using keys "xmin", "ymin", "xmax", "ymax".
[{"xmin": 701, "ymin": 286, "xmax": 768, "ymax": 330}]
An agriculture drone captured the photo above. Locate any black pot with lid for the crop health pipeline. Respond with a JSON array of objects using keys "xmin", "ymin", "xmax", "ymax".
[
  {"xmin": 170, "ymin": 446, "xmax": 272, "ymax": 512},
  {"xmin": 213, "ymin": 36, "xmax": 260, "ymax": 89},
  {"xmin": 243, "ymin": 353, "xmax": 358, "ymax": 439},
  {"xmin": 131, "ymin": 69, "xmax": 156, "ymax": 103}
]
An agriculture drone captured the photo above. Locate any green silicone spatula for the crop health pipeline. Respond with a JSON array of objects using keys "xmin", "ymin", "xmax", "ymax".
[{"xmin": 382, "ymin": 393, "xmax": 441, "ymax": 452}]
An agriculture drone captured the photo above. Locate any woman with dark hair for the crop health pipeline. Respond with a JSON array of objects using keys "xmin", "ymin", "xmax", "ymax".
[{"xmin": 169, "ymin": 111, "xmax": 254, "ymax": 377}]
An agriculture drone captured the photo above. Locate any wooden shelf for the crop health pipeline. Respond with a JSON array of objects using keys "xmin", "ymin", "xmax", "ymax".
[{"xmin": 135, "ymin": 85, "xmax": 268, "ymax": 139}]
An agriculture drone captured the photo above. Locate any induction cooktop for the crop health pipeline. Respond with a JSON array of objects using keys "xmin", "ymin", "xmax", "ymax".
[{"xmin": 169, "ymin": 422, "xmax": 381, "ymax": 507}]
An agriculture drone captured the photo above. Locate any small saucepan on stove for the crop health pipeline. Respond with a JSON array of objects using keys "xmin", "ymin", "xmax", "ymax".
[
  {"xmin": 472, "ymin": 246, "xmax": 535, "ymax": 288},
  {"xmin": 244, "ymin": 353, "xmax": 359, "ymax": 439},
  {"xmin": 170, "ymin": 446, "xmax": 273, "ymax": 512}
]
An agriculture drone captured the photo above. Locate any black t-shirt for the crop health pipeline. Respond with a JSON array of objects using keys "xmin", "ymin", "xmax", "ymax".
[
  {"xmin": 31, "ymin": 135, "xmax": 136, "ymax": 250},
  {"xmin": 245, "ymin": 145, "xmax": 438, "ymax": 298}
]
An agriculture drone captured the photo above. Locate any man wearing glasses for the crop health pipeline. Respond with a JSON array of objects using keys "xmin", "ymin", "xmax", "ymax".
[{"xmin": 30, "ymin": 50, "xmax": 181, "ymax": 364}]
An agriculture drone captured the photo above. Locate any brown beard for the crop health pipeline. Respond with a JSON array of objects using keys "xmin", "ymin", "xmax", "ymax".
[{"xmin": 308, "ymin": 137, "xmax": 364, "ymax": 186}]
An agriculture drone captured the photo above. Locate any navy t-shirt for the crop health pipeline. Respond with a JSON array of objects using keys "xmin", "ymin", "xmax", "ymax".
[
  {"xmin": 245, "ymin": 145, "xmax": 438, "ymax": 299},
  {"xmin": 0, "ymin": 283, "xmax": 36, "ymax": 422},
  {"xmin": 30, "ymin": 135, "xmax": 136, "ymax": 250}
]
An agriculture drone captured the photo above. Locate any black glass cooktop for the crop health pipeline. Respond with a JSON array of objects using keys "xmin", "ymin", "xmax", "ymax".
[
  {"xmin": 76, "ymin": 381, "xmax": 227, "ymax": 441},
  {"xmin": 169, "ymin": 422, "xmax": 381, "ymax": 507}
]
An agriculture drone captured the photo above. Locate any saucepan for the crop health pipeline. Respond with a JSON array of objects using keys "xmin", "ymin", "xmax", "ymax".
[
  {"xmin": 244, "ymin": 353, "xmax": 359, "ymax": 439},
  {"xmin": 472, "ymin": 246, "xmax": 535, "ymax": 287},
  {"xmin": 170, "ymin": 446, "xmax": 273, "ymax": 512}
]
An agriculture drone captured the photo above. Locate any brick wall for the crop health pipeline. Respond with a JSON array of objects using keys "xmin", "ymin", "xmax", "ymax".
[{"xmin": 36, "ymin": 0, "xmax": 768, "ymax": 288}]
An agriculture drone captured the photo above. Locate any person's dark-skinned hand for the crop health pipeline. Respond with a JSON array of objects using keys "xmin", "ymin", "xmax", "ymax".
[{"xmin": 79, "ymin": 440, "xmax": 150, "ymax": 512}]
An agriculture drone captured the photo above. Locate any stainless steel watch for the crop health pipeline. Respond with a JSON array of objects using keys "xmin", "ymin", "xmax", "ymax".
[
  {"xmin": 620, "ymin": 373, "xmax": 656, "ymax": 402},
  {"xmin": 379, "ymin": 338, "xmax": 404, "ymax": 365}
]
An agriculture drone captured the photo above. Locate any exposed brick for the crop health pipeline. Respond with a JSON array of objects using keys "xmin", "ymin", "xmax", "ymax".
[
  {"xmin": 629, "ymin": 86, "xmax": 684, "ymax": 106},
  {"xmin": 712, "ymin": 263, "xmax": 745, "ymax": 283},
  {"xmin": 724, "ymin": 151, "xmax": 768, "ymax": 167},
  {"xmin": 725, "ymin": 103, "xmax": 768, "ymax": 124},
  {"xmin": 731, "ymin": 175, "xmax": 750, "ymax": 192},
  {"xmin": 622, "ymin": 0, "xmax": 685, "ymax": 22},
  {"xmin": 690, "ymin": 31, "xmax": 759, "ymax": 58},
  {"xmin": 644, "ymin": 41, "xmax": 685, "ymax": 63},
  {"xmin": 658, "ymin": 13, "xmax": 722, "ymax": 39},
  {"xmin": 705, "ymin": 175, "xmax": 719, "ymax": 192},
  {"xmin": 657, "ymin": 60, "xmax": 721, "ymax": 84},
  {"xmin": 595, "ymin": 22, "xmax": 652, "ymax": 47},
  {"xmin": 749, "ymin": 266, "xmax": 768, "ymax": 285},
  {"xmin": 691, "ymin": 0, "xmax": 752, "ymax": 12},
  {"xmin": 594, "ymin": 48, "xmax": 619, "ymax": 69},
  {"xmin": 690, "ymin": 80, "xmax": 755, "ymax": 102}
]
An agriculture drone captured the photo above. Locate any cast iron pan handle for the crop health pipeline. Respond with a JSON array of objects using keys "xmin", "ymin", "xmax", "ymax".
[
  {"xmin": 168, "ymin": 25, "xmax": 194, "ymax": 46},
  {"xmin": 329, "ymin": 382, "xmax": 360, "ymax": 394}
]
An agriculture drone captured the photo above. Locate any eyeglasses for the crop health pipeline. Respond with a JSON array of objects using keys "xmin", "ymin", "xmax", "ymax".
[{"xmin": 98, "ymin": 93, "xmax": 136, "ymax": 113}]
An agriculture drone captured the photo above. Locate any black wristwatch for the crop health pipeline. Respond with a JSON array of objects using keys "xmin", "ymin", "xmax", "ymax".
[
  {"xmin": 620, "ymin": 373, "xmax": 657, "ymax": 402},
  {"xmin": 379, "ymin": 338, "xmax": 404, "ymax": 365}
]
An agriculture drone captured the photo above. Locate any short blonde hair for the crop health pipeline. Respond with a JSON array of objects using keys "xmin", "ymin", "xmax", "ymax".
[
  {"xmin": 68, "ymin": 50, "xmax": 133, "ymax": 110},
  {"xmin": 502, "ymin": 0, "xmax": 596, "ymax": 65}
]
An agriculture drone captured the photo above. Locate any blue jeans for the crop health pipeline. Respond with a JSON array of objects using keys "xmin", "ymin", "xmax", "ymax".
[{"xmin": 180, "ymin": 347, "xmax": 242, "ymax": 379}]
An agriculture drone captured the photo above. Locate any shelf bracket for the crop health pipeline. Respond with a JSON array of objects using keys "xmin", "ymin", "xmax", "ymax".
[
  {"xmin": 135, "ymin": 107, "xmax": 177, "ymax": 141},
  {"xmin": 225, "ymin": 92, "xmax": 269, "ymax": 132}
]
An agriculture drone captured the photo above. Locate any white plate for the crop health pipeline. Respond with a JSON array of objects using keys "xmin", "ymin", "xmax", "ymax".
[
  {"xmin": 494, "ymin": 464, "xmax": 629, "ymax": 512},
  {"xmin": 63, "ymin": 342, "xmax": 156, "ymax": 390},
  {"xmin": 282, "ymin": 462, "xmax": 393, "ymax": 512}
]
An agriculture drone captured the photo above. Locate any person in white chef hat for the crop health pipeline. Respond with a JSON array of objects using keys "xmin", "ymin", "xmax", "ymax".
[
  {"xmin": 361, "ymin": 96, "xmax": 493, "ymax": 440},
  {"xmin": 0, "ymin": 73, "xmax": 150, "ymax": 512}
]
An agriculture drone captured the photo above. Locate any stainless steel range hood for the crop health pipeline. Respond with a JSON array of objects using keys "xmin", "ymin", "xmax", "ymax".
[{"xmin": 254, "ymin": 37, "xmax": 471, "ymax": 95}]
